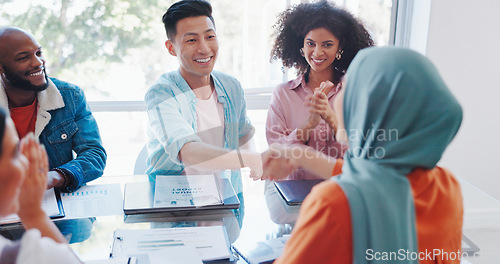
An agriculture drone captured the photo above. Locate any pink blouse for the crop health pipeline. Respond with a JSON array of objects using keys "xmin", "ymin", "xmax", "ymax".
[{"xmin": 266, "ymin": 74, "xmax": 347, "ymax": 180}]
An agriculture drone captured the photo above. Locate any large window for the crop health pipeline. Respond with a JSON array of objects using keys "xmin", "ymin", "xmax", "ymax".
[{"xmin": 1, "ymin": 0, "xmax": 394, "ymax": 176}]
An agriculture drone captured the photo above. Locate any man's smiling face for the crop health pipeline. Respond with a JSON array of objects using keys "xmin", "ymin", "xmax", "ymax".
[
  {"xmin": 166, "ymin": 16, "xmax": 218, "ymax": 83},
  {"xmin": 0, "ymin": 28, "xmax": 49, "ymax": 92}
]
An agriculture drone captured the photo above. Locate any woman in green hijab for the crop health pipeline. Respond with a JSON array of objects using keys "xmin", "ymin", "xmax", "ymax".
[{"xmin": 267, "ymin": 47, "xmax": 464, "ymax": 264}]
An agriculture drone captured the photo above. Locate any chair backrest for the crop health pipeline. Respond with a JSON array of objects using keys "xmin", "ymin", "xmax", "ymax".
[{"xmin": 133, "ymin": 145, "xmax": 149, "ymax": 175}]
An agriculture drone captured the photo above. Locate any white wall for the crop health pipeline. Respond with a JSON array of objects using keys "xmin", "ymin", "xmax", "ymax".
[{"xmin": 426, "ymin": 0, "xmax": 500, "ymax": 199}]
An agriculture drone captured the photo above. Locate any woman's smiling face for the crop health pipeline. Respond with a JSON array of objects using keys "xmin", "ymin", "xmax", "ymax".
[{"xmin": 302, "ymin": 27, "xmax": 340, "ymax": 74}]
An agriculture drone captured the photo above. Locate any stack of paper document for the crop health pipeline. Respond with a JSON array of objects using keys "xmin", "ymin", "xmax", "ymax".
[
  {"xmin": 123, "ymin": 175, "xmax": 240, "ymax": 215},
  {"xmin": 110, "ymin": 226, "xmax": 232, "ymax": 262},
  {"xmin": 0, "ymin": 188, "xmax": 64, "ymax": 225}
]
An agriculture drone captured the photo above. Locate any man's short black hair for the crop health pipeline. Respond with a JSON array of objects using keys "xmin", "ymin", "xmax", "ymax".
[{"xmin": 162, "ymin": 0, "xmax": 215, "ymax": 40}]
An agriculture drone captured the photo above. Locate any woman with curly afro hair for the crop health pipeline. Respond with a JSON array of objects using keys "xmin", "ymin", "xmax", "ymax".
[
  {"xmin": 265, "ymin": 1, "xmax": 373, "ymax": 183},
  {"xmin": 266, "ymin": 1, "xmax": 373, "ymax": 174}
]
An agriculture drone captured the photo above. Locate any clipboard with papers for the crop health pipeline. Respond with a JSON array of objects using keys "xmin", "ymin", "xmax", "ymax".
[
  {"xmin": 123, "ymin": 174, "xmax": 240, "ymax": 215},
  {"xmin": 110, "ymin": 226, "xmax": 232, "ymax": 262},
  {"xmin": 0, "ymin": 188, "xmax": 65, "ymax": 226}
]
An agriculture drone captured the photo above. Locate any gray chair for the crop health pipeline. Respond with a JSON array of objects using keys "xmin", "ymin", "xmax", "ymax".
[{"xmin": 133, "ymin": 145, "xmax": 148, "ymax": 175}]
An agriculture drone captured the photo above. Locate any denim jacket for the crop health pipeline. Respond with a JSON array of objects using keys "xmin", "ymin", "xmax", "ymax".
[
  {"xmin": 145, "ymin": 70, "xmax": 252, "ymax": 194},
  {"xmin": 0, "ymin": 78, "xmax": 106, "ymax": 192}
]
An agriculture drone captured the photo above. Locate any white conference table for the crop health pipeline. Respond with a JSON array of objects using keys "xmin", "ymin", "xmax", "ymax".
[{"xmin": 2, "ymin": 173, "xmax": 498, "ymax": 263}]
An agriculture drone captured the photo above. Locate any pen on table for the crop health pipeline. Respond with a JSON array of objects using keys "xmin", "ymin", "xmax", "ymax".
[{"xmin": 127, "ymin": 257, "xmax": 138, "ymax": 264}]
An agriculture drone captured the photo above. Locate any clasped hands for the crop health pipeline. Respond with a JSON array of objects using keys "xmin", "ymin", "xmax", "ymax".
[
  {"xmin": 249, "ymin": 143, "xmax": 308, "ymax": 181},
  {"xmin": 304, "ymin": 80, "xmax": 338, "ymax": 131}
]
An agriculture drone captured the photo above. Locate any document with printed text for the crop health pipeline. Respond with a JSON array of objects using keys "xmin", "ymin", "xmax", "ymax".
[
  {"xmin": 111, "ymin": 226, "xmax": 231, "ymax": 261},
  {"xmin": 153, "ymin": 174, "xmax": 223, "ymax": 208},
  {"xmin": 0, "ymin": 188, "xmax": 63, "ymax": 225}
]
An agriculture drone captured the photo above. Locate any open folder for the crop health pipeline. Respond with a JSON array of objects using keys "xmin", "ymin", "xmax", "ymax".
[
  {"xmin": 123, "ymin": 174, "xmax": 240, "ymax": 215},
  {"xmin": 0, "ymin": 188, "xmax": 65, "ymax": 226}
]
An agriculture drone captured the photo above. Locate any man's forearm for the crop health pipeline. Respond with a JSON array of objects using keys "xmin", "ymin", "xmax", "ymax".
[
  {"xmin": 239, "ymin": 131, "xmax": 256, "ymax": 151},
  {"xmin": 46, "ymin": 170, "xmax": 65, "ymax": 189},
  {"xmin": 64, "ymin": 142, "xmax": 106, "ymax": 190},
  {"xmin": 180, "ymin": 142, "xmax": 260, "ymax": 171}
]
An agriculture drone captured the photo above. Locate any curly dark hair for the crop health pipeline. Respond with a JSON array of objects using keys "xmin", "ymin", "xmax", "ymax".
[{"xmin": 271, "ymin": 0, "xmax": 374, "ymax": 84}]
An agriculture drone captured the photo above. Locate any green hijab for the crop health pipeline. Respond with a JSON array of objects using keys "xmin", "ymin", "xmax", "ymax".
[{"xmin": 334, "ymin": 47, "xmax": 463, "ymax": 263}]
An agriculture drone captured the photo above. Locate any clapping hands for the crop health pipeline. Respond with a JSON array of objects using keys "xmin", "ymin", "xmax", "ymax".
[
  {"xmin": 17, "ymin": 133, "xmax": 49, "ymax": 221},
  {"xmin": 305, "ymin": 80, "xmax": 338, "ymax": 131},
  {"xmin": 17, "ymin": 133, "xmax": 70, "ymax": 244}
]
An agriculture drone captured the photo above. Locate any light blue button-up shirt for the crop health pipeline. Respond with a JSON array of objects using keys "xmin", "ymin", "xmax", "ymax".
[{"xmin": 145, "ymin": 70, "xmax": 252, "ymax": 194}]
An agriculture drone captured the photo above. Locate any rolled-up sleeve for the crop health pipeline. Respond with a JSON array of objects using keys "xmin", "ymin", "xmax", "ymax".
[
  {"xmin": 145, "ymin": 84, "xmax": 201, "ymax": 167},
  {"xmin": 59, "ymin": 88, "xmax": 106, "ymax": 192},
  {"xmin": 238, "ymin": 85, "xmax": 253, "ymax": 139}
]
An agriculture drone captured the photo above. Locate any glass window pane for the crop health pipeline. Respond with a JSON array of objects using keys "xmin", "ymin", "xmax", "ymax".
[
  {"xmin": 1, "ymin": 0, "xmax": 394, "ymax": 176},
  {"xmin": 337, "ymin": 0, "xmax": 394, "ymax": 46},
  {"xmin": 92, "ymin": 112, "xmax": 147, "ymax": 176},
  {"xmin": 1, "ymin": 0, "xmax": 391, "ymax": 100}
]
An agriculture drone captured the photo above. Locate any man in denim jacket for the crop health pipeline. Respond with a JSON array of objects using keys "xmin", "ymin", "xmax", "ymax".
[
  {"xmin": 145, "ymin": 0, "xmax": 260, "ymax": 194},
  {"xmin": 0, "ymin": 27, "xmax": 106, "ymax": 192}
]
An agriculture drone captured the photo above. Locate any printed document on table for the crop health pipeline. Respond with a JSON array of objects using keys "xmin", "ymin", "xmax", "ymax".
[
  {"xmin": 0, "ymin": 188, "xmax": 62, "ymax": 225},
  {"xmin": 61, "ymin": 184, "xmax": 123, "ymax": 218},
  {"xmin": 91, "ymin": 247, "xmax": 202, "ymax": 264},
  {"xmin": 111, "ymin": 226, "xmax": 231, "ymax": 261},
  {"xmin": 149, "ymin": 246, "xmax": 203, "ymax": 264},
  {"xmin": 84, "ymin": 257, "xmax": 134, "ymax": 264},
  {"xmin": 153, "ymin": 175, "xmax": 223, "ymax": 208},
  {"xmin": 233, "ymin": 235, "xmax": 291, "ymax": 264}
]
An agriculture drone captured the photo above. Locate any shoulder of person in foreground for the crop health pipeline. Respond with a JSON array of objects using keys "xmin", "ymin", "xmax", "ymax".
[
  {"xmin": 16, "ymin": 229, "xmax": 81, "ymax": 264},
  {"xmin": 276, "ymin": 179, "xmax": 352, "ymax": 264}
]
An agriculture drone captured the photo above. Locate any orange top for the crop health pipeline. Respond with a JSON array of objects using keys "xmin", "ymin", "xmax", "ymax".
[
  {"xmin": 10, "ymin": 98, "xmax": 38, "ymax": 138},
  {"xmin": 275, "ymin": 160, "xmax": 463, "ymax": 264},
  {"xmin": 332, "ymin": 158, "xmax": 343, "ymax": 176}
]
